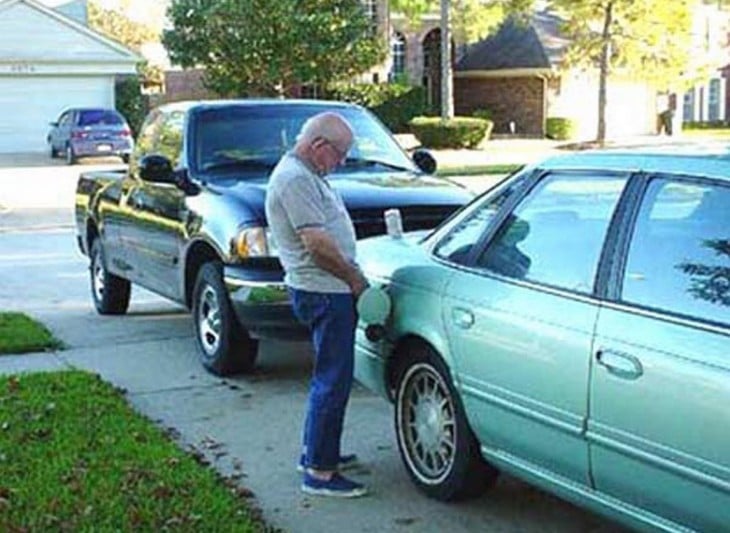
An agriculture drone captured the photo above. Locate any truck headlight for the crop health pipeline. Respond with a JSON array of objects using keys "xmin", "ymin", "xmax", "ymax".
[{"xmin": 232, "ymin": 226, "xmax": 279, "ymax": 258}]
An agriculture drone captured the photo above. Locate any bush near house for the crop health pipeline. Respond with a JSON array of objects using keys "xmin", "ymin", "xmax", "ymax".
[
  {"xmin": 115, "ymin": 75, "xmax": 148, "ymax": 138},
  {"xmin": 683, "ymin": 121, "xmax": 730, "ymax": 129},
  {"xmin": 326, "ymin": 83, "xmax": 427, "ymax": 133},
  {"xmin": 409, "ymin": 117, "xmax": 491, "ymax": 149},
  {"xmin": 546, "ymin": 117, "xmax": 576, "ymax": 140}
]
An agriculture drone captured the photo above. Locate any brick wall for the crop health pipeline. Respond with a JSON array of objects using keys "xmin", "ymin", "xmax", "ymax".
[
  {"xmin": 161, "ymin": 69, "xmax": 216, "ymax": 103},
  {"xmin": 454, "ymin": 77, "xmax": 545, "ymax": 136}
]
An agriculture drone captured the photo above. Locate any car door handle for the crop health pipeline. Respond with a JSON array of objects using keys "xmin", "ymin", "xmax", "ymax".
[
  {"xmin": 596, "ymin": 349, "xmax": 643, "ymax": 380},
  {"xmin": 451, "ymin": 308, "xmax": 474, "ymax": 329}
]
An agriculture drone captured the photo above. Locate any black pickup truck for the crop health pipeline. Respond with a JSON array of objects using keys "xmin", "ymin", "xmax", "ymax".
[{"xmin": 75, "ymin": 99, "xmax": 472, "ymax": 375}]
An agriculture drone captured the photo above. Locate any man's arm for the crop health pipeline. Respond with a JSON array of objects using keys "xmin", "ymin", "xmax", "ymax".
[{"xmin": 299, "ymin": 227, "xmax": 368, "ymax": 297}]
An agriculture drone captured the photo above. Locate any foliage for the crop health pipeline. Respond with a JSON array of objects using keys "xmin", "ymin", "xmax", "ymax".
[
  {"xmin": 437, "ymin": 163, "xmax": 523, "ymax": 177},
  {"xmin": 548, "ymin": 0, "xmax": 697, "ymax": 141},
  {"xmin": 0, "ymin": 371, "xmax": 266, "ymax": 531},
  {"xmin": 88, "ymin": 0, "xmax": 159, "ymax": 52},
  {"xmin": 683, "ymin": 121, "xmax": 730, "ymax": 129},
  {"xmin": 115, "ymin": 75, "xmax": 147, "ymax": 138},
  {"xmin": 409, "ymin": 116, "xmax": 491, "ymax": 148},
  {"xmin": 163, "ymin": 0, "xmax": 386, "ymax": 97},
  {"xmin": 545, "ymin": 117, "xmax": 576, "ymax": 140},
  {"xmin": 0, "ymin": 313, "xmax": 62, "ymax": 355},
  {"xmin": 471, "ymin": 108, "xmax": 493, "ymax": 121},
  {"xmin": 679, "ymin": 239, "xmax": 730, "ymax": 306},
  {"xmin": 326, "ymin": 83, "xmax": 428, "ymax": 133}
]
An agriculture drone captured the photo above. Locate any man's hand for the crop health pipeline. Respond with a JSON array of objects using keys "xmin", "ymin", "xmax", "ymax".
[{"xmin": 300, "ymin": 228, "xmax": 367, "ymax": 296}]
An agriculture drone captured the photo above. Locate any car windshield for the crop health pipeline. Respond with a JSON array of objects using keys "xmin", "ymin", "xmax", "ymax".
[
  {"xmin": 78, "ymin": 110, "xmax": 124, "ymax": 127},
  {"xmin": 192, "ymin": 104, "xmax": 415, "ymax": 177}
]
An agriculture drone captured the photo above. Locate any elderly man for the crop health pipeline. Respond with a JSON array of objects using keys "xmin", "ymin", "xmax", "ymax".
[{"xmin": 265, "ymin": 112, "xmax": 369, "ymax": 498}]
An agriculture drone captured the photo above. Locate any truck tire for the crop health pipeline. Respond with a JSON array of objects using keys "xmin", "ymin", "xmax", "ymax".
[
  {"xmin": 192, "ymin": 262, "xmax": 259, "ymax": 376},
  {"xmin": 90, "ymin": 239, "xmax": 131, "ymax": 315}
]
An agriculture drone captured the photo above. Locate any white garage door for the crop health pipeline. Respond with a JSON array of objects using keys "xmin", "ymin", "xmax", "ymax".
[{"xmin": 0, "ymin": 76, "xmax": 114, "ymax": 153}]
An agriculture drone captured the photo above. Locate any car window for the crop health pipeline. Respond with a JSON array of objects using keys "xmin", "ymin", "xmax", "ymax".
[
  {"xmin": 58, "ymin": 112, "xmax": 72, "ymax": 126},
  {"xmin": 433, "ymin": 174, "xmax": 527, "ymax": 264},
  {"xmin": 622, "ymin": 178, "xmax": 729, "ymax": 326},
  {"xmin": 78, "ymin": 109, "xmax": 124, "ymax": 127},
  {"xmin": 475, "ymin": 173, "xmax": 628, "ymax": 293}
]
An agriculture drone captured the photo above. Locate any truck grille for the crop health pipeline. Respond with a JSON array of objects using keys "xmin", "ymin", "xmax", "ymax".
[{"xmin": 350, "ymin": 205, "xmax": 459, "ymax": 239}]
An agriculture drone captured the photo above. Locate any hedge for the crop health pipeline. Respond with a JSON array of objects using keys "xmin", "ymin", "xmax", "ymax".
[
  {"xmin": 409, "ymin": 117, "xmax": 492, "ymax": 149},
  {"xmin": 325, "ymin": 83, "xmax": 427, "ymax": 133},
  {"xmin": 545, "ymin": 117, "xmax": 576, "ymax": 140}
]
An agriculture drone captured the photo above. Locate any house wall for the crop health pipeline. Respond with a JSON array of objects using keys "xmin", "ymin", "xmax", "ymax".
[{"xmin": 454, "ymin": 76, "xmax": 545, "ymax": 136}]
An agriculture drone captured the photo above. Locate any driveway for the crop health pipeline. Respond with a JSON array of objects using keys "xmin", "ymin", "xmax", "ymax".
[
  {"xmin": 0, "ymin": 220, "xmax": 626, "ymax": 533},
  {"xmin": 0, "ymin": 152, "xmax": 123, "ymax": 210}
]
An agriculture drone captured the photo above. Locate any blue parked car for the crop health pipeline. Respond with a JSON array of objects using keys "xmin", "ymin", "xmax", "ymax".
[
  {"xmin": 47, "ymin": 107, "xmax": 133, "ymax": 165},
  {"xmin": 355, "ymin": 145, "xmax": 729, "ymax": 532}
]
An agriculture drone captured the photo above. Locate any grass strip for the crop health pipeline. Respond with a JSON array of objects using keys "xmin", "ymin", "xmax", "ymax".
[
  {"xmin": 0, "ymin": 313, "xmax": 63, "ymax": 355},
  {"xmin": 0, "ymin": 371, "xmax": 268, "ymax": 532},
  {"xmin": 437, "ymin": 164, "xmax": 523, "ymax": 177}
]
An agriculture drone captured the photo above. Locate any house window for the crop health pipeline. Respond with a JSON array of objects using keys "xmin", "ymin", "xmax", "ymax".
[
  {"xmin": 391, "ymin": 32, "xmax": 406, "ymax": 78},
  {"xmin": 708, "ymin": 78, "xmax": 721, "ymax": 122},
  {"xmin": 683, "ymin": 89, "xmax": 695, "ymax": 122},
  {"xmin": 362, "ymin": 0, "xmax": 377, "ymax": 32}
]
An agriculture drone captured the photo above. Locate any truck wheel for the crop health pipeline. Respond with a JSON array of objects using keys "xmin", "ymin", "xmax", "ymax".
[
  {"xmin": 192, "ymin": 262, "xmax": 259, "ymax": 376},
  {"xmin": 394, "ymin": 344, "xmax": 498, "ymax": 501},
  {"xmin": 90, "ymin": 239, "xmax": 131, "ymax": 315}
]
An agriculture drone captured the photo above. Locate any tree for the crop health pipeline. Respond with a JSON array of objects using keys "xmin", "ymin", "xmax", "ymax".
[
  {"xmin": 163, "ymin": 0, "xmax": 386, "ymax": 97},
  {"xmin": 548, "ymin": 0, "xmax": 697, "ymax": 143},
  {"xmin": 391, "ymin": 0, "xmax": 533, "ymax": 119},
  {"xmin": 87, "ymin": 0, "xmax": 159, "ymax": 52}
]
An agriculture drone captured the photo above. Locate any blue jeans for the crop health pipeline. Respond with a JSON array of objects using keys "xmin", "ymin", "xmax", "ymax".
[{"xmin": 289, "ymin": 288, "xmax": 356, "ymax": 471}]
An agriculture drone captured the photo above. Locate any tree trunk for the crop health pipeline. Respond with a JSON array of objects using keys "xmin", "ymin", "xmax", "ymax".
[
  {"xmin": 597, "ymin": 1, "xmax": 614, "ymax": 144},
  {"xmin": 440, "ymin": 0, "xmax": 454, "ymax": 119}
]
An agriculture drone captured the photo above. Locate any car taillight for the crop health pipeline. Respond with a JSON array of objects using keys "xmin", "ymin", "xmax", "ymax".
[
  {"xmin": 71, "ymin": 131, "xmax": 89, "ymax": 140},
  {"xmin": 121, "ymin": 129, "xmax": 131, "ymax": 137}
]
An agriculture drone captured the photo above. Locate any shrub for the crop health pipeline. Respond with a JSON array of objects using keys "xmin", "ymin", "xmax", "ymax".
[
  {"xmin": 683, "ymin": 120, "xmax": 729, "ymax": 130},
  {"xmin": 325, "ymin": 83, "xmax": 427, "ymax": 133},
  {"xmin": 471, "ymin": 108, "xmax": 493, "ymax": 121},
  {"xmin": 409, "ymin": 116, "xmax": 491, "ymax": 149},
  {"xmin": 115, "ymin": 75, "xmax": 148, "ymax": 138},
  {"xmin": 545, "ymin": 117, "xmax": 576, "ymax": 140}
]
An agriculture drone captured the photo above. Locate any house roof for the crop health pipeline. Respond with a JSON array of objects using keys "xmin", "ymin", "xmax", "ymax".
[
  {"xmin": 0, "ymin": 0, "xmax": 140, "ymax": 63},
  {"xmin": 455, "ymin": 10, "xmax": 570, "ymax": 72}
]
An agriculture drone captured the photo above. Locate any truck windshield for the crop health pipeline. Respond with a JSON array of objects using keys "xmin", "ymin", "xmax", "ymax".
[{"xmin": 191, "ymin": 104, "xmax": 415, "ymax": 177}]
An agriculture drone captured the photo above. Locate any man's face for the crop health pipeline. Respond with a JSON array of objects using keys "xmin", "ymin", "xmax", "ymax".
[{"xmin": 311, "ymin": 132, "xmax": 352, "ymax": 175}]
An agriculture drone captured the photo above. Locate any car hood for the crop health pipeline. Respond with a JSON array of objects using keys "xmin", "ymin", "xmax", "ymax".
[{"xmin": 204, "ymin": 171, "xmax": 472, "ymax": 223}]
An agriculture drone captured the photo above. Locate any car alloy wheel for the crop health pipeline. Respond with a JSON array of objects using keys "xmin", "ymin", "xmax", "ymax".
[
  {"xmin": 394, "ymin": 345, "xmax": 498, "ymax": 501},
  {"xmin": 197, "ymin": 284, "xmax": 222, "ymax": 355},
  {"xmin": 397, "ymin": 361, "xmax": 457, "ymax": 485},
  {"xmin": 92, "ymin": 245, "xmax": 106, "ymax": 303}
]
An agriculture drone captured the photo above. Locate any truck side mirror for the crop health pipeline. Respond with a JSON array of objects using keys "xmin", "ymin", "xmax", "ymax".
[
  {"xmin": 412, "ymin": 149, "xmax": 437, "ymax": 175},
  {"xmin": 139, "ymin": 154, "xmax": 174, "ymax": 183}
]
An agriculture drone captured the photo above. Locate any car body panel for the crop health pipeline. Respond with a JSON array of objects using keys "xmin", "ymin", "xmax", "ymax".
[{"xmin": 354, "ymin": 146, "xmax": 730, "ymax": 532}]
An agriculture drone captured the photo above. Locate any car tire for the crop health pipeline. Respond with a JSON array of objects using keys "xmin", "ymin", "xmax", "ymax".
[
  {"xmin": 49, "ymin": 143, "xmax": 57, "ymax": 159},
  {"xmin": 90, "ymin": 239, "xmax": 131, "ymax": 315},
  {"xmin": 394, "ymin": 344, "xmax": 499, "ymax": 501},
  {"xmin": 121, "ymin": 154, "xmax": 130, "ymax": 164},
  {"xmin": 66, "ymin": 144, "xmax": 77, "ymax": 165},
  {"xmin": 192, "ymin": 262, "xmax": 259, "ymax": 376}
]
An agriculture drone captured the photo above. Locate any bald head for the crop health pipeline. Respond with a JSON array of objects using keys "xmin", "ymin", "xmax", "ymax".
[{"xmin": 297, "ymin": 112, "xmax": 353, "ymax": 152}]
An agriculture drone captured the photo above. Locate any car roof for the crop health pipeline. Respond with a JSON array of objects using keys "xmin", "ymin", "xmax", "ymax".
[
  {"xmin": 155, "ymin": 98, "xmax": 360, "ymax": 115},
  {"xmin": 538, "ymin": 142, "xmax": 730, "ymax": 182}
]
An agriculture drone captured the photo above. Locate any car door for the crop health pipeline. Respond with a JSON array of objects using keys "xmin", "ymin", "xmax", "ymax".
[
  {"xmin": 590, "ymin": 175, "xmax": 730, "ymax": 531},
  {"xmin": 440, "ymin": 170, "xmax": 630, "ymax": 485},
  {"xmin": 50, "ymin": 111, "xmax": 71, "ymax": 151},
  {"xmin": 123, "ymin": 110, "xmax": 188, "ymax": 300}
]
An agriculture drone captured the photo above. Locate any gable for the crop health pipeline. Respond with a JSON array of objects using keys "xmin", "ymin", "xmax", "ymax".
[{"xmin": 0, "ymin": 0, "xmax": 138, "ymax": 63}]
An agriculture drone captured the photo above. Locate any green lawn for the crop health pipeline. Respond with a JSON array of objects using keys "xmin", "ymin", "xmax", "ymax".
[
  {"xmin": 437, "ymin": 163, "xmax": 523, "ymax": 177},
  {"xmin": 0, "ymin": 312, "xmax": 63, "ymax": 355},
  {"xmin": 682, "ymin": 129, "xmax": 730, "ymax": 139},
  {"xmin": 0, "ymin": 371, "xmax": 268, "ymax": 531}
]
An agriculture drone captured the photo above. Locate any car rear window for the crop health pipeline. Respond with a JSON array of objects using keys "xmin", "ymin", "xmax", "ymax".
[{"xmin": 78, "ymin": 110, "xmax": 124, "ymax": 126}]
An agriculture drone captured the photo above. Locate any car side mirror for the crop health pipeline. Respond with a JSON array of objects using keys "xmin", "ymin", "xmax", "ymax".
[
  {"xmin": 49, "ymin": 122, "xmax": 58, "ymax": 128},
  {"xmin": 139, "ymin": 154, "xmax": 174, "ymax": 183},
  {"xmin": 412, "ymin": 149, "xmax": 437, "ymax": 175}
]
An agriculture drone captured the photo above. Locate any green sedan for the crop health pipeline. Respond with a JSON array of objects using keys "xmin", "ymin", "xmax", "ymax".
[{"xmin": 355, "ymin": 145, "xmax": 729, "ymax": 532}]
